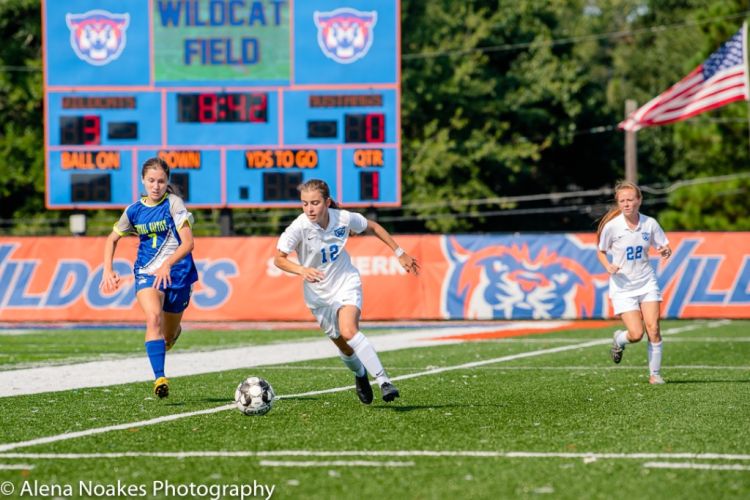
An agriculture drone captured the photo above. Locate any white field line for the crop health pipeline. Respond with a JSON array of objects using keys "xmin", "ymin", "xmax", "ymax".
[
  {"xmin": 0, "ymin": 321, "xmax": 727, "ymax": 454},
  {"xmin": 0, "ymin": 463, "xmax": 34, "ymax": 469},
  {"xmin": 481, "ymin": 337, "xmax": 750, "ymax": 344},
  {"xmin": 0, "ymin": 321, "xmax": 572, "ymax": 397},
  {"xmin": 221, "ymin": 364, "xmax": 750, "ymax": 371},
  {"xmin": 2, "ymin": 450, "xmax": 749, "ymax": 461},
  {"xmin": 643, "ymin": 462, "xmax": 750, "ymax": 471},
  {"xmin": 259, "ymin": 460, "xmax": 415, "ymax": 468}
]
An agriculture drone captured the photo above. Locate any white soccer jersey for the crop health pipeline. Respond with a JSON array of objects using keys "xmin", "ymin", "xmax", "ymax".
[
  {"xmin": 598, "ymin": 213, "xmax": 669, "ymax": 298},
  {"xmin": 277, "ymin": 208, "xmax": 369, "ymax": 308}
]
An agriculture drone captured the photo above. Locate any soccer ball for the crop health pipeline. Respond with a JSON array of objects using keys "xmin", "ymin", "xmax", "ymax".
[{"xmin": 234, "ymin": 376, "xmax": 276, "ymax": 416}]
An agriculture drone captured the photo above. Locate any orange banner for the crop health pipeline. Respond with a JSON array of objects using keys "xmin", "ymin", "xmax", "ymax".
[{"xmin": 0, "ymin": 232, "xmax": 747, "ymax": 321}]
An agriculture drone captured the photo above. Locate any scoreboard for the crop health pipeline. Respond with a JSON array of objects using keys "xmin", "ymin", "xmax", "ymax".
[{"xmin": 42, "ymin": 0, "xmax": 400, "ymax": 208}]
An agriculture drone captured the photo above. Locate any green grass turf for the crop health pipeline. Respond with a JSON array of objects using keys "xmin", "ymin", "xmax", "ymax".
[
  {"xmin": 0, "ymin": 320, "xmax": 748, "ymax": 499},
  {"xmin": 0, "ymin": 328, "xmax": 320, "ymax": 369}
]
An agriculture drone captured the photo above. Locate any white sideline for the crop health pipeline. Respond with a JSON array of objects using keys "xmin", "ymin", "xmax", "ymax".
[
  {"xmin": 0, "ymin": 321, "xmax": 571, "ymax": 397},
  {"xmin": 0, "ymin": 320, "xmax": 726, "ymax": 454},
  {"xmin": 259, "ymin": 460, "xmax": 415, "ymax": 468},
  {"xmin": 0, "ymin": 463, "xmax": 35, "ymax": 470},
  {"xmin": 643, "ymin": 462, "xmax": 750, "ymax": 471},
  {"xmin": 2, "ymin": 450, "xmax": 749, "ymax": 461}
]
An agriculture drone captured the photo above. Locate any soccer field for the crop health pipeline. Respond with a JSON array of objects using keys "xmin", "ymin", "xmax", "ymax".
[{"xmin": 0, "ymin": 320, "xmax": 748, "ymax": 499}]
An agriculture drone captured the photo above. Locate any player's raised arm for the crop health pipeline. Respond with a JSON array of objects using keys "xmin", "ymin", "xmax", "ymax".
[{"xmin": 364, "ymin": 219, "xmax": 420, "ymax": 275}]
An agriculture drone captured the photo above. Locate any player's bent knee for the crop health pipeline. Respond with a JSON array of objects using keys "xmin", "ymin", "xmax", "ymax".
[
  {"xmin": 145, "ymin": 313, "xmax": 161, "ymax": 329},
  {"xmin": 339, "ymin": 328, "xmax": 358, "ymax": 340},
  {"xmin": 628, "ymin": 332, "xmax": 645, "ymax": 343},
  {"xmin": 644, "ymin": 322, "xmax": 660, "ymax": 335}
]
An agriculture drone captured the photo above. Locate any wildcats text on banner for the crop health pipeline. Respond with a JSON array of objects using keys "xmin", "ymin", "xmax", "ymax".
[{"xmin": 0, "ymin": 233, "xmax": 747, "ymax": 321}]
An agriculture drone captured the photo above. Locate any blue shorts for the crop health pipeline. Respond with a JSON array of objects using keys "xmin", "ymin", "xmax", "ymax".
[{"xmin": 135, "ymin": 276, "xmax": 193, "ymax": 314}]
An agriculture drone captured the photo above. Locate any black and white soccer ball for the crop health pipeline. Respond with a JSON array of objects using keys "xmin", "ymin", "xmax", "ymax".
[{"xmin": 234, "ymin": 376, "xmax": 276, "ymax": 416}]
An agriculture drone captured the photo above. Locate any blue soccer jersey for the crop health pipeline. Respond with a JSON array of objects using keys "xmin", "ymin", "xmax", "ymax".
[{"xmin": 114, "ymin": 193, "xmax": 198, "ymax": 289}]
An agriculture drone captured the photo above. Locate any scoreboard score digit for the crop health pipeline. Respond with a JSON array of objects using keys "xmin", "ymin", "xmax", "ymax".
[{"xmin": 42, "ymin": 0, "xmax": 400, "ymax": 209}]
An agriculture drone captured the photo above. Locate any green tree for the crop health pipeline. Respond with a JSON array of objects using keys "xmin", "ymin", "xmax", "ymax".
[
  {"xmin": 0, "ymin": 0, "xmax": 44, "ymax": 222},
  {"xmin": 607, "ymin": 0, "xmax": 750, "ymax": 229}
]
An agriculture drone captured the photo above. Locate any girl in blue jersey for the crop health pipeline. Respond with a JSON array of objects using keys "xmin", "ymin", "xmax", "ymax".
[{"xmin": 100, "ymin": 157, "xmax": 199, "ymax": 398}]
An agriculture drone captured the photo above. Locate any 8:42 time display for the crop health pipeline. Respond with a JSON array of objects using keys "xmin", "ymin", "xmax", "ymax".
[{"xmin": 177, "ymin": 92, "xmax": 268, "ymax": 123}]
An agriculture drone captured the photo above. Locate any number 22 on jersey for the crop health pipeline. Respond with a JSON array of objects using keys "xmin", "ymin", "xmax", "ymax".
[{"xmin": 626, "ymin": 245, "xmax": 643, "ymax": 260}]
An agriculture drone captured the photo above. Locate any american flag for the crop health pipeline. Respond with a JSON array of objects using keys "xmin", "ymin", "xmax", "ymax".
[{"xmin": 619, "ymin": 23, "xmax": 749, "ymax": 132}]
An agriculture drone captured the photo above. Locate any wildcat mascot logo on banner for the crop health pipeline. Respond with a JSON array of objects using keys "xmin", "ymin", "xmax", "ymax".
[
  {"xmin": 66, "ymin": 10, "xmax": 130, "ymax": 66},
  {"xmin": 442, "ymin": 235, "xmax": 609, "ymax": 319},
  {"xmin": 314, "ymin": 8, "xmax": 377, "ymax": 64}
]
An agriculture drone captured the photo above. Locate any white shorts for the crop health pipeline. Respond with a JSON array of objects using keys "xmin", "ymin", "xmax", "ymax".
[
  {"xmin": 309, "ymin": 286, "xmax": 362, "ymax": 340},
  {"xmin": 611, "ymin": 289, "xmax": 662, "ymax": 315}
]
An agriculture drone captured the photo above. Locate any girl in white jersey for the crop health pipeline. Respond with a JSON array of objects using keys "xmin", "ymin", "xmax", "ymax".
[
  {"xmin": 596, "ymin": 181, "xmax": 672, "ymax": 385},
  {"xmin": 275, "ymin": 179, "xmax": 420, "ymax": 404}
]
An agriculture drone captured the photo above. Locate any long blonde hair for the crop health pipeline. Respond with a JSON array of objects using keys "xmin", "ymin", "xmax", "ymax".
[{"xmin": 596, "ymin": 181, "xmax": 642, "ymax": 243}]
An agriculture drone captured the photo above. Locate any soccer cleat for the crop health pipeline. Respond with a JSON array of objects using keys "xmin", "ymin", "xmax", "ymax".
[
  {"xmin": 165, "ymin": 326, "xmax": 182, "ymax": 352},
  {"xmin": 610, "ymin": 330, "xmax": 625, "ymax": 364},
  {"xmin": 380, "ymin": 382, "xmax": 400, "ymax": 402},
  {"xmin": 354, "ymin": 374, "xmax": 374, "ymax": 405},
  {"xmin": 153, "ymin": 376, "xmax": 170, "ymax": 398},
  {"xmin": 649, "ymin": 374, "xmax": 666, "ymax": 385}
]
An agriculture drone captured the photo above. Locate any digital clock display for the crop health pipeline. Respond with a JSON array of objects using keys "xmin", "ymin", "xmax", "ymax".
[{"xmin": 177, "ymin": 93, "xmax": 268, "ymax": 123}]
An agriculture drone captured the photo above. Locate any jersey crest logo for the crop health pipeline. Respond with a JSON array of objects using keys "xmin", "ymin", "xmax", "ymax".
[
  {"xmin": 642, "ymin": 233, "xmax": 650, "ymax": 241},
  {"xmin": 314, "ymin": 8, "xmax": 377, "ymax": 64},
  {"xmin": 334, "ymin": 226, "xmax": 347, "ymax": 238},
  {"xmin": 442, "ymin": 236, "xmax": 608, "ymax": 320},
  {"xmin": 66, "ymin": 10, "xmax": 130, "ymax": 66}
]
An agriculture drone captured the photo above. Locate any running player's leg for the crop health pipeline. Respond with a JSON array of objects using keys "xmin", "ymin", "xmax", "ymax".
[
  {"xmin": 162, "ymin": 286, "xmax": 192, "ymax": 351},
  {"xmin": 136, "ymin": 287, "xmax": 169, "ymax": 398},
  {"xmin": 162, "ymin": 312, "xmax": 183, "ymax": 351},
  {"xmin": 319, "ymin": 306, "xmax": 372, "ymax": 404},
  {"xmin": 610, "ymin": 295, "xmax": 645, "ymax": 363},
  {"xmin": 338, "ymin": 305, "xmax": 399, "ymax": 402},
  {"xmin": 641, "ymin": 300, "xmax": 664, "ymax": 384}
]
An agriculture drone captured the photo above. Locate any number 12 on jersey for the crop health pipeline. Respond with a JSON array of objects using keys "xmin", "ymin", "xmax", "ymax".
[{"xmin": 321, "ymin": 245, "xmax": 340, "ymax": 263}]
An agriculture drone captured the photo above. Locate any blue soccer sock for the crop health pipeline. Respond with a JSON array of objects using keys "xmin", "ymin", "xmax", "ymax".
[{"xmin": 145, "ymin": 339, "xmax": 166, "ymax": 379}]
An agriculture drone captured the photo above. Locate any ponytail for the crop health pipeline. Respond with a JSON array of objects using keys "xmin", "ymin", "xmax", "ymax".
[{"xmin": 596, "ymin": 208, "xmax": 621, "ymax": 244}]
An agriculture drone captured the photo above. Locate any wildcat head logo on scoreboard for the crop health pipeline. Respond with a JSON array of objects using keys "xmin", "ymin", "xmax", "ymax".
[
  {"xmin": 66, "ymin": 10, "xmax": 130, "ymax": 66},
  {"xmin": 314, "ymin": 8, "xmax": 377, "ymax": 64}
]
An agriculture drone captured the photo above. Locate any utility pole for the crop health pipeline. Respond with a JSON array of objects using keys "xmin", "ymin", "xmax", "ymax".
[{"xmin": 625, "ymin": 99, "xmax": 638, "ymax": 183}]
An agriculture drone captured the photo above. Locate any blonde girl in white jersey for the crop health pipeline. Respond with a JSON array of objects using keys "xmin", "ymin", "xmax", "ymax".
[
  {"xmin": 274, "ymin": 179, "xmax": 420, "ymax": 404},
  {"xmin": 596, "ymin": 181, "xmax": 672, "ymax": 384}
]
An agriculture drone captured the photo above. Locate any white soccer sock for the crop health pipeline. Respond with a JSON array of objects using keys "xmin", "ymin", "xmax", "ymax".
[
  {"xmin": 339, "ymin": 351, "xmax": 366, "ymax": 378},
  {"xmin": 648, "ymin": 341, "xmax": 663, "ymax": 376},
  {"xmin": 615, "ymin": 330, "xmax": 631, "ymax": 348},
  {"xmin": 348, "ymin": 332, "xmax": 389, "ymax": 386}
]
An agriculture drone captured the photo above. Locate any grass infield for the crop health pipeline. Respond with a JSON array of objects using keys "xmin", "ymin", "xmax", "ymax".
[{"xmin": 0, "ymin": 320, "xmax": 748, "ymax": 499}]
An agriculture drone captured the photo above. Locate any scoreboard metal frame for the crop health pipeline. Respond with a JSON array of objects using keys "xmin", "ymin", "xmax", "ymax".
[{"xmin": 42, "ymin": 0, "xmax": 401, "ymax": 209}]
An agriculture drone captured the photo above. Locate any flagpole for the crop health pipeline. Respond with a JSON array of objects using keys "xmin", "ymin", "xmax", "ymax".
[{"xmin": 624, "ymin": 100, "xmax": 637, "ymax": 183}]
